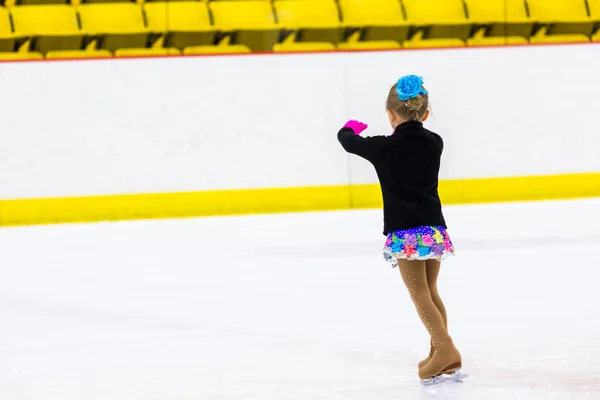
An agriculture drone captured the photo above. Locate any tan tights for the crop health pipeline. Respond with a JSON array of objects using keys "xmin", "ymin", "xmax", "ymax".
[
  {"xmin": 398, "ymin": 259, "xmax": 449, "ymax": 346},
  {"xmin": 425, "ymin": 260, "xmax": 448, "ymax": 331}
]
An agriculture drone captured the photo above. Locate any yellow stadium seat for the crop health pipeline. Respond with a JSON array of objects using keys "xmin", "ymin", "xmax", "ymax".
[
  {"xmin": 589, "ymin": 0, "xmax": 600, "ymax": 43},
  {"xmin": 183, "ymin": 45, "xmax": 251, "ymax": 54},
  {"xmin": 17, "ymin": 0, "xmax": 68, "ymax": 5},
  {"xmin": 0, "ymin": 8, "xmax": 15, "ymax": 53},
  {"xmin": 337, "ymin": 40, "xmax": 401, "ymax": 50},
  {"xmin": 403, "ymin": 38, "xmax": 465, "ymax": 49},
  {"xmin": 467, "ymin": 36, "xmax": 528, "ymax": 46},
  {"xmin": 529, "ymin": 34, "xmax": 590, "ymax": 44},
  {"xmin": 46, "ymin": 49, "xmax": 112, "ymax": 58},
  {"xmin": 403, "ymin": 0, "xmax": 470, "ymax": 40},
  {"xmin": 79, "ymin": 0, "xmax": 131, "ymax": 4},
  {"xmin": 210, "ymin": 1, "xmax": 279, "ymax": 52},
  {"xmin": 464, "ymin": 0, "xmax": 532, "ymax": 38},
  {"xmin": 0, "ymin": 51, "xmax": 43, "ymax": 60},
  {"xmin": 588, "ymin": 0, "xmax": 600, "ymax": 22},
  {"xmin": 144, "ymin": 2, "xmax": 215, "ymax": 50},
  {"xmin": 274, "ymin": 0, "xmax": 341, "ymax": 44},
  {"xmin": 78, "ymin": 4, "xmax": 150, "ymax": 52},
  {"xmin": 273, "ymin": 42, "xmax": 335, "ymax": 52},
  {"xmin": 6, "ymin": 0, "xmax": 72, "ymax": 7},
  {"xmin": 338, "ymin": 0, "xmax": 409, "ymax": 42},
  {"xmin": 526, "ymin": 0, "xmax": 592, "ymax": 36},
  {"xmin": 11, "ymin": 5, "xmax": 82, "ymax": 54},
  {"xmin": 115, "ymin": 47, "xmax": 181, "ymax": 57}
]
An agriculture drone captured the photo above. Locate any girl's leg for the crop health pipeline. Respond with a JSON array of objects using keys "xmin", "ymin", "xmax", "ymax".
[
  {"xmin": 426, "ymin": 259, "xmax": 448, "ymax": 329},
  {"xmin": 398, "ymin": 259, "xmax": 461, "ymax": 379},
  {"xmin": 397, "ymin": 260, "xmax": 449, "ymax": 347},
  {"xmin": 418, "ymin": 259, "xmax": 449, "ymax": 368}
]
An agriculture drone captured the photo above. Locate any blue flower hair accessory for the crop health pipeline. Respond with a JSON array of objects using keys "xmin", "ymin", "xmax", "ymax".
[{"xmin": 396, "ymin": 75, "xmax": 429, "ymax": 101}]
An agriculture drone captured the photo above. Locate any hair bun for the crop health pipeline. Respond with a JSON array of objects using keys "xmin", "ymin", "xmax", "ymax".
[{"xmin": 406, "ymin": 95, "xmax": 425, "ymax": 111}]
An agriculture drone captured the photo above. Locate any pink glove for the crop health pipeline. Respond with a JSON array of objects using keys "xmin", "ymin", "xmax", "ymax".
[{"xmin": 343, "ymin": 120, "xmax": 368, "ymax": 135}]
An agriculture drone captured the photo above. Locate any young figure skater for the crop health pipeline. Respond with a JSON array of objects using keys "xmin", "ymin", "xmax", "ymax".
[{"xmin": 337, "ymin": 75, "xmax": 463, "ymax": 385}]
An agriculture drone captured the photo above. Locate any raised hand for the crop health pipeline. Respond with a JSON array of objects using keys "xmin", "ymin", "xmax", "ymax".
[{"xmin": 343, "ymin": 120, "xmax": 368, "ymax": 136}]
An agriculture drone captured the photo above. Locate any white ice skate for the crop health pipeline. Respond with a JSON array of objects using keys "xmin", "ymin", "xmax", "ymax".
[{"xmin": 420, "ymin": 370, "xmax": 468, "ymax": 387}]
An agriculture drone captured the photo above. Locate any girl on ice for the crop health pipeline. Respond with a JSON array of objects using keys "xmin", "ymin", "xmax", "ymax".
[{"xmin": 337, "ymin": 75, "xmax": 464, "ymax": 385}]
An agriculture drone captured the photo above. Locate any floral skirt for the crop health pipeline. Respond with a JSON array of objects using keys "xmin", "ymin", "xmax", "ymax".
[{"xmin": 383, "ymin": 226, "xmax": 455, "ymax": 268}]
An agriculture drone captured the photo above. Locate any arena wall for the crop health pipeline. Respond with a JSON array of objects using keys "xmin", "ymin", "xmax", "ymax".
[{"xmin": 1, "ymin": 44, "xmax": 599, "ymax": 226}]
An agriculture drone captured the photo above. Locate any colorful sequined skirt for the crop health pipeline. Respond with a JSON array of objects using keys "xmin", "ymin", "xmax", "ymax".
[{"xmin": 383, "ymin": 226, "xmax": 455, "ymax": 268}]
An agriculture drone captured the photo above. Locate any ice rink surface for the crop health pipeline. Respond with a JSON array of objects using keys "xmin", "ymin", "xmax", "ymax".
[{"xmin": 1, "ymin": 198, "xmax": 600, "ymax": 400}]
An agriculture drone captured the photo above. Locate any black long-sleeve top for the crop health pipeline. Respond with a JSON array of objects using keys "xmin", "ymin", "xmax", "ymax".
[{"xmin": 338, "ymin": 120, "xmax": 447, "ymax": 235}]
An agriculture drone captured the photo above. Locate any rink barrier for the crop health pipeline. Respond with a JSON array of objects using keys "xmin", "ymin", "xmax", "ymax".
[{"xmin": 1, "ymin": 172, "xmax": 599, "ymax": 227}]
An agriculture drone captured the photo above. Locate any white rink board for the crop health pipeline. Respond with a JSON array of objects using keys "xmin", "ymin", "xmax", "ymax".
[{"xmin": 0, "ymin": 44, "xmax": 599, "ymax": 199}]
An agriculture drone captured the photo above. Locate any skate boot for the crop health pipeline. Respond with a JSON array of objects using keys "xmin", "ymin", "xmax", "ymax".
[
  {"xmin": 418, "ymin": 341, "xmax": 434, "ymax": 368},
  {"xmin": 418, "ymin": 338, "xmax": 461, "ymax": 380}
]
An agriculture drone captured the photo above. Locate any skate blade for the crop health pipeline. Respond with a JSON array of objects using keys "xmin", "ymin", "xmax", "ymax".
[{"xmin": 420, "ymin": 370, "xmax": 468, "ymax": 387}]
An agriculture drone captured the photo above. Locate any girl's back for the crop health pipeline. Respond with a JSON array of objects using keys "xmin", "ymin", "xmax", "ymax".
[{"xmin": 338, "ymin": 119, "xmax": 446, "ymax": 234}]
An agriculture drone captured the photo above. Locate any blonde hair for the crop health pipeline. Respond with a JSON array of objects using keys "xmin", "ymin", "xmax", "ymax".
[{"xmin": 386, "ymin": 84, "xmax": 429, "ymax": 121}]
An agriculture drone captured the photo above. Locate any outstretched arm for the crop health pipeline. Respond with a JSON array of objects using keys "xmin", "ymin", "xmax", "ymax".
[{"xmin": 338, "ymin": 120, "xmax": 388, "ymax": 162}]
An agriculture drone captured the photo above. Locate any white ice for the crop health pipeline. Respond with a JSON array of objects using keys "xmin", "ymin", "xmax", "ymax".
[{"xmin": 1, "ymin": 198, "xmax": 600, "ymax": 400}]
